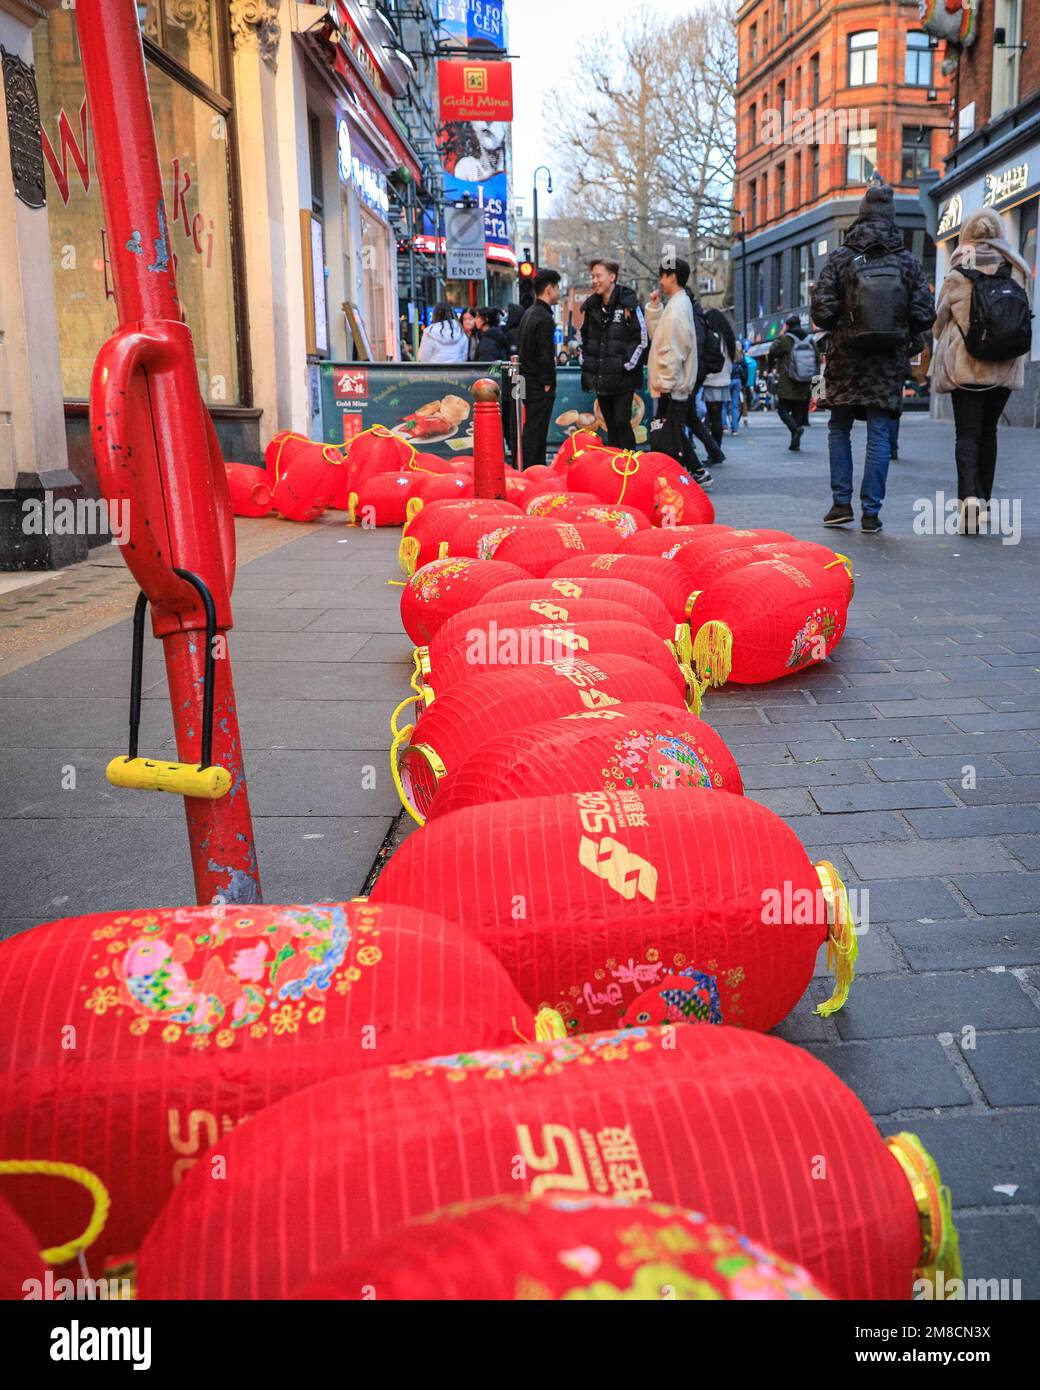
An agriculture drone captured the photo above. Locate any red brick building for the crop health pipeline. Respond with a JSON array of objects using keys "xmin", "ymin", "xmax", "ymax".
[
  {"xmin": 734, "ymin": 0, "xmax": 952, "ymax": 344},
  {"xmin": 925, "ymin": 0, "xmax": 1039, "ymax": 426}
]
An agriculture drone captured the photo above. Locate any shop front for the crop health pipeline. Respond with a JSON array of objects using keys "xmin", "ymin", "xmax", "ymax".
[
  {"xmin": 929, "ymin": 120, "xmax": 1040, "ymax": 427},
  {"xmin": 33, "ymin": 3, "xmax": 254, "ymax": 516}
]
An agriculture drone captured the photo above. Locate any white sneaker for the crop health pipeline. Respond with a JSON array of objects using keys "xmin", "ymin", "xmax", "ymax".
[{"xmin": 959, "ymin": 497, "xmax": 982, "ymax": 536}]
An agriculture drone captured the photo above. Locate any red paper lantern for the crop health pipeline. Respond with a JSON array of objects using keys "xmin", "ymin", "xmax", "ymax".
[
  {"xmin": 568, "ymin": 447, "xmax": 678, "ymax": 516},
  {"xmin": 697, "ymin": 540, "xmax": 854, "ymax": 595},
  {"xmin": 446, "ymin": 514, "xmax": 551, "ymax": 560},
  {"xmin": 224, "ymin": 461, "xmax": 274, "ymax": 518},
  {"xmin": 348, "ymin": 472, "xmax": 416, "ymax": 527},
  {"xmin": 393, "ymin": 658, "xmax": 688, "ymax": 822},
  {"xmin": 488, "ymin": 524, "xmax": 613, "ymax": 578},
  {"xmin": 556, "ymin": 503, "xmax": 652, "ymax": 537},
  {"xmin": 428, "ymin": 699, "xmax": 742, "ymax": 821},
  {"xmin": 652, "ymin": 469, "xmax": 715, "ymax": 527},
  {"xmin": 521, "ymin": 464, "xmax": 557, "ymax": 483},
  {"xmin": 400, "ymin": 557, "xmax": 531, "ymax": 644},
  {"xmin": 0, "ymin": 1195, "xmax": 45, "ymax": 1300},
  {"xmin": 373, "ymin": 787, "xmax": 857, "ymax": 1032},
  {"xmin": 134, "ymin": 1025, "xmax": 957, "ymax": 1301},
  {"xmin": 0, "ymin": 902, "xmax": 544, "ymax": 1273},
  {"xmin": 398, "ymin": 500, "xmax": 523, "ymax": 575},
  {"xmin": 662, "ymin": 527, "xmax": 796, "ymax": 581},
  {"xmin": 526, "ymin": 491, "xmax": 604, "ymax": 517},
  {"xmin": 346, "ymin": 425, "xmax": 416, "ymax": 490},
  {"xmin": 291, "ymin": 1194, "xmax": 832, "ymax": 1300},
  {"xmin": 406, "ymin": 472, "xmax": 474, "ymax": 515},
  {"xmin": 689, "ymin": 556, "xmax": 852, "ymax": 688},
  {"xmin": 624, "ymin": 525, "xmax": 727, "ymax": 558},
  {"xmin": 419, "ymin": 623, "xmax": 691, "ymax": 703},
  {"xmin": 549, "ymin": 428, "xmax": 601, "ymax": 474},
  {"xmin": 268, "ymin": 434, "xmax": 345, "ymax": 523},
  {"xmin": 546, "ymin": 554, "xmax": 698, "ymax": 623},
  {"xmin": 420, "ymin": 597, "xmax": 642, "ymax": 670},
  {"xmin": 408, "ymin": 453, "xmax": 470, "ymax": 477},
  {"xmin": 484, "ymin": 577, "xmax": 678, "ymax": 639},
  {"xmin": 504, "ymin": 474, "xmax": 562, "ymax": 507}
]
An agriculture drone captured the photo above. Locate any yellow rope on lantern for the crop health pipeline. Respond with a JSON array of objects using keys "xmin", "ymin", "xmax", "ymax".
[
  {"xmin": 886, "ymin": 1133, "xmax": 962, "ymax": 1291},
  {"xmin": 825, "ymin": 552, "xmax": 856, "ymax": 596},
  {"xmin": 608, "ymin": 450, "xmax": 641, "ymax": 506},
  {"xmin": 398, "ymin": 535, "xmax": 420, "ymax": 575},
  {"xmin": 389, "ymin": 722, "xmax": 425, "ymax": 826},
  {"xmin": 0, "ymin": 1160, "xmax": 111, "ymax": 1266},
  {"xmin": 813, "ymin": 861, "xmax": 859, "ymax": 1016}
]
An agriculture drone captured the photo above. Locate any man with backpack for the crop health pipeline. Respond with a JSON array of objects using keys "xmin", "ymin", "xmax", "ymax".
[
  {"xmin": 811, "ymin": 184, "xmax": 935, "ymax": 533},
  {"xmin": 683, "ymin": 289, "xmax": 725, "ymax": 478},
  {"xmin": 768, "ymin": 314, "xmax": 818, "ymax": 452}
]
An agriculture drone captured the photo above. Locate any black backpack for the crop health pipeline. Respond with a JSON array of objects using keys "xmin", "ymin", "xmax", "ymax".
[
  {"xmin": 956, "ymin": 261, "xmax": 1033, "ymax": 362},
  {"xmin": 844, "ymin": 250, "xmax": 909, "ymax": 352},
  {"xmin": 686, "ymin": 290, "xmax": 725, "ymax": 379}
]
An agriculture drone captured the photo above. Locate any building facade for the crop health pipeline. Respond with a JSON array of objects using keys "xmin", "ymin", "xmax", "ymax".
[
  {"xmin": 733, "ymin": 0, "xmax": 952, "ymax": 344},
  {"xmin": 924, "ymin": 0, "xmax": 1040, "ymax": 426}
]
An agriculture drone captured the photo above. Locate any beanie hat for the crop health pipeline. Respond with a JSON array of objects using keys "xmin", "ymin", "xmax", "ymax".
[{"xmin": 858, "ymin": 184, "xmax": 896, "ymax": 220}]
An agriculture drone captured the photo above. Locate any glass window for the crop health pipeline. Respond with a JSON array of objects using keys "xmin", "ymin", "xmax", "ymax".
[
  {"xmin": 811, "ymin": 144, "xmax": 820, "ymax": 198},
  {"xmin": 905, "ymin": 31, "xmax": 933, "ymax": 87},
  {"xmin": 810, "ymin": 53, "xmax": 819, "ymax": 105},
  {"xmin": 793, "ymin": 150, "xmax": 802, "ymax": 206},
  {"xmin": 35, "ymin": 9, "xmax": 240, "ymax": 403},
  {"xmin": 901, "ymin": 128, "xmax": 932, "ymax": 182},
  {"xmin": 846, "ymin": 128, "xmax": 878, "ymax": 183},
  {"xmin": 761, "ymin": 170, "xmax": 768, "ymax": 220},
  {"xmin": 992, "ymin": 0, "xmax": 1021, "ymax": 118},
  {"xmin": 749, "ymin": 102, "xmax": 757, "ymax": 151},
  {"xmin": 749, "ymin": 178, "xmax": 758, "ymax": 228},
  {"xmin": 798, "ymin": 244, "xmax": 811, "ymax": 304},
  {"xmin": 780, "ymin": 0, "xmax": 788, "ymax": 37},
  {"xmin": 778, "ymin": 159, "xmax": 787, "ymax": 215},
  {"xmin": 138, "ymin": 1, "xmax": 223, "ymax": 93},
  {"xmin": 360, "ymin": 206, "xmax": 392, "ymax": 362},
  {"xmin": 848, "ymin": 31, "xmax": 879, "ymax": 86},
  {"xmin": 750, "ymin": 23, "xmax": 758, "ymax": 64},
  {"xmin": 772, "ymin": 251, "xmax": 784, "ymax": 311},
  {"xmin": 755, "ymin": 262, "xmax": 765, "ymax": 317}
]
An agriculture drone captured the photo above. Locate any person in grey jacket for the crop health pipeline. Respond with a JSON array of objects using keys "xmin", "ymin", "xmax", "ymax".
[{"xmin": 417, "ymin": 303, "xmax": 470, "ymax": 364}]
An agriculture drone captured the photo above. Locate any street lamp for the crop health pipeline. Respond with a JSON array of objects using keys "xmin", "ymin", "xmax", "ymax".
[{"xmin": 533, "ymin": 165, "xmax": 553, "ymax": 271}]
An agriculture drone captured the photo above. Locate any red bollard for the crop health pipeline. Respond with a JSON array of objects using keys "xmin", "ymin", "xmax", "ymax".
[
  {"xmin": 471, "ymin": 378, "xmax": 508, "ymax": 501},
  {"xmin": 77, "ymin": 0, "xmax": 261, "ymax": 905}
]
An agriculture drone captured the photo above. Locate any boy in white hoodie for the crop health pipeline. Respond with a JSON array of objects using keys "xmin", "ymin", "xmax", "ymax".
[{"xmin": 645, "ymin": 257, "xmax": 708, "ymax": 484}]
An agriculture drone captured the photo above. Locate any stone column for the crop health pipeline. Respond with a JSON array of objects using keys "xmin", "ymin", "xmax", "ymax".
[{"xmin": 0, "ymin": 0, "xmax": 85, "ymax": 569}]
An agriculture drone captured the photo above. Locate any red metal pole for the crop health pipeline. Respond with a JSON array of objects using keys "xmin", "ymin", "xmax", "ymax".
[
  {"xmin": 77, "ymin": 0, "xmax": 261, "ymax": 904},
  {"xmin": 471, "ymin": 378, "xmax": 508, "ymax": 499}
]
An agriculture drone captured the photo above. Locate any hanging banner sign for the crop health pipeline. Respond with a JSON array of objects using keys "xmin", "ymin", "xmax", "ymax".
[
  {"xmin": 445, "ymin": 204, "xmax": 487, "ymax": 280},
  {"xmin": 438, "ymin": 60, "xmax": 513, "ymax": 122}
]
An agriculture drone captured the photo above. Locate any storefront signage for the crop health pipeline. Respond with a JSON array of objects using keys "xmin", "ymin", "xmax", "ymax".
[
  {"xmin": 3, "ymin": 46, "xmax": 47, "ymax": 209},
  {"xmin": 936, "ymin": 192, "xmax": 962, "ymax": 238},
  {"xmin": 438, "ymin": 0, "xmax": 506, "ymax": 52},
  {"xmin": 337, "ymin": 119, "xmax": 390, "ymax": 215},
  {"xmin": 438, "ymin": 60, "xmax": 513, "ymax": 122},
  {"xmin": 334, "ymin": 1, "xmax": 393, "ymax": 95},
  {"xmin": 983, "ymin": 162, "xmax": 1029, "ymax": 208}
]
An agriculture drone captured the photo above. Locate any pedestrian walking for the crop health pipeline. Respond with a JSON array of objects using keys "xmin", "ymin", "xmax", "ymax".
[
  {"xmin": 473, "ymin": 307, "xmax": 511, "ymax": 362},
  {"xmin": 700, "ymin": 310, "xmax": 738, "ymax": 454},
  {"xmin": 518, "ymin": 269, "xmax": 562, "ymax": 470},
  {"xmin": 682, "ymin": 291, "xmax": 725, "ymax": 472},
  {"xmin": 728, "ymin": 348, "xmax": 747, "ymax": 435},
  {"xmin": 810, "ymin": 184, "xmax": 935, "ymax": 533},
  {"xmin": 417, "ymin": 302, "xmax": 470, "ymax": 364},
  {"xmin": 744, "ymin": 350, "xmax": 758, "ymax": 420},
  {"xmin": 768, "ymin": 314, "xmax": 818, "ymax": 451},
  {"xmin": 930, "ymin": 207, "xmax": 1033, "ymax": 534},
  {"xmin": 503, "ymin": 302, "xmax": 524, "ymax": 357},
  {"xmin": 644, "ymin": 257, "xmax": 709, "ymax": 484},
  {"xmin": 579, "ymin": 257, "xmax": 648, "ymax": 449},
  {"xmin": 461, "ymin": 308, "xmax": 479, "ymax": 361}
]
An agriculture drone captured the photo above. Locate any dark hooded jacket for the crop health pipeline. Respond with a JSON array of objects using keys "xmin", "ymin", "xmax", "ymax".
[
  {"xmin": 579, "ymin": 284, "xmax": 648, "ymax": 396},
  {"xmin": 474, "ymin": 323, "xmax": 512, "ymax": 363},
  {"xmin": 810, "ymin": 216, "xmax": 935, "ymax": 412}
]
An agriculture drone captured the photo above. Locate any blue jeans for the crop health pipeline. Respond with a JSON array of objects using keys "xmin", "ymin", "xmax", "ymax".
[
  {"xmin": 724, "ymin": 380, "xmax": 742, "ymax": 430},
  {"xmin": 828, "ymin": 405, "xmax": 892, "ymax": 516}
]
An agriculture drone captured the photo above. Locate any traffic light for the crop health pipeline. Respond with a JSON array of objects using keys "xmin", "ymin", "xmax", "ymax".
[
  {"xmin": 518, "ymin": 257, "xmax": 536, "ymax": 283},
  {"xmin": 518, "ymin": 253, "xmax": 536, "ymax": 307}
]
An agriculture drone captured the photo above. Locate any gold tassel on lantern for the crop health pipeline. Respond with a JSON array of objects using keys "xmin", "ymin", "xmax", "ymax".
[
  {"xmin": 885, "ymin": 1133, "xmax": 963, "ymax": 1293},
  {"xmin": 691, "ymin": 620, "xmax": 733, "ymax": 690},
  {"xmin": 813, "ymin": 861, "xmax": 859, "ymax": 1016}
]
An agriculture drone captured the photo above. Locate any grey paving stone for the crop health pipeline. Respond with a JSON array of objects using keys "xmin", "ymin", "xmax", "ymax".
[
  {"xmin": 0, "ymin": 748, "xmax": 180, "ymax": 819},
  {"xmin": 251, "ymin": 816, "xmax": 395, "ymax": 906},
  {"xmin": 230, "ymin": 608, "xmax": 323, "ymax": 633},
  {"xmin": 802, "ymin": 1039, "xmax": 971, "ymax": 1114},
  {"xmin": 0, "ymin": 658, "xmax": 165, "ymax": 699},
  {"xmin": 812, "ymin": 923, "xmax": 902, "ymax": 976},
  {"xmin": 811, "ymin": 782, "xmax": 956, "ymax": 813},
  {"xmin": 877, "ymin": 1112, "xmax": 1040, "ymax": 1210},
  {"xmin": 1002, "ymin": 837, "xmax": 1040, "ymax": 870},
  {"xmin": 770, "ymin": 984, "xmax": 838, "ymax": 1043},
  {"xmin": 276, "ymin": 585, "xmax": 401, "ymax": 610},
  {"xmin": 845, "ymin": 839, "xmax": 1017, "ymax": 879},
  {"xmin": 951, "ymin": 1213, "xmax": 1040, "ymax": 1299},
  {"xmin": 874, "ymin": 698, "xmax": 989, "ymax": 717},
  {"xmin": 747, "ymin": 788, "xmax": 816, "ymax": 818},
  {"xmin": 856, "ymin": 877, "xmax": 967, "ymax": 924},
  {"xmin": 868, "ymin": 755, "xmax": 1006, "ymax": 782},
  {"xmin": 766, "ymin": 702, "xmax": 877, "ymax": 722},
  {"xmin": 303, "ymin": 608, "xmax": 415, "ymax": 633},
  {"xmin": 222, "ymin": 631, "xmax": 372, "ymax": 663},
  {"xmin": 741, "ymin": 761, "xmax": 874, "ymax": 790},
  {"xmin": 834, "ymin": 717, "xmax": 957, "ymax": 738},
  {"xmin": 247, "ymin": 751, "xmax": 401, "ymax": 819},
  {"xmin": 785, "ymin": 811, "xmax": 911, "ymax": 844},
  {"xmin": 890, "ymin": 918, "xmax": 1040, "ymax": 971},
  {"xmin": 216, "ymin": 660, "xmax": 411, "ymax": 702},
  {"xmin": 703, "ymin": 706, "xmax": 770, "ymax": 726},
  {"xmin": 963, "ymin": 1031, "xmax": 1040, "ymax": 1107},
  {"xmin": 0, "ymin": 697, "xmax": 175, "ymax": 750},
  {"xmin": 955, "ymin": 775, "xmax": 1040, "ymax": 805},
  {"xmin": 788, "ymin": 738, "xmax": 915, "ymax": 761},
  {"xmin": 834, "ymin": 971, "xmax": 1039, "ymax": 1040},
  {"xmin": 980, "ymin": 651, "xmax": 1040, "ymax": 668},
  {"xmin": 953, "ymin": 873, "xmax": 1040, "ymax": 917},
  {"xmin": 994, "ymin": 749, "xmax": 1040, "ymax": 776},
  {"xmin": 905, "ymin": 806, "xmax": 1040, "ymax": 839},
  {"xmin": 910, "ymin": 730, "xmax": 1040, "ymax": 756},
  {"xmin": 723, "ymin": 742, "xmax": 795, "ymax": 766},
  {"xmin": 234, "ymin": 697, "xmax": 409, "ymax": 751},
  {"xmin": 704, "ymin": 719, "xmax": 840, "ymax": 744},
  {"xmin": 951, "ymin": 711, "xmax": 1040, "ymax": 732}
]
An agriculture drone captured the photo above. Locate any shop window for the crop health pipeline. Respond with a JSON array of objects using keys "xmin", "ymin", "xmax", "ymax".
[
  {"xmin": 754, "ymin": 263, "xmax": 766, "ymax": 317},
  {"xmin": 797, "ymin": 243, "xmax": 811, "ymax": 304},
  {"xmin": 904, "ymin": 31, "xmax": 933, "ymax": 87},
  {"xmin": 360, "ymin": 206, "xmax": 391, "ymax": 362},
  {"xmin": 772, "ymin": 251, "xmax": 784, "ymax": 310},
  {"xmin": 848, "ymin": 31, "xmax": 879, "ymax": 87},
  {"xmin": 846, "ymin": 127, "xmax": 878, "ymax": 183},
  {"xmin": 35, "ymin": 7, "xmax": 241, "ymax": 405},
  {"xmin": 901, "ymin": 128, "xmax": 932, "ymax": 182}
]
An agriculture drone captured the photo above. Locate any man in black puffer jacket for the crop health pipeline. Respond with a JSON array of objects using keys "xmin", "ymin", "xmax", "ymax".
[
  {"xmin": 579, "ymin": 256, "xmax": 648, "ymax": 448},
  {"xmin": 811, "ymin": 185, "xmax": 935, "ymax": 534},
  {"xmin": 473, "ymin": 307, "xmax": 512, "ymax": 362}
]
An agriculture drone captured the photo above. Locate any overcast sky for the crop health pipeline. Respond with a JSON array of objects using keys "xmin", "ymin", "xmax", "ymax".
[{"xmin": 508, "ymin": 0, "xmax": 691, "ymax": 221}]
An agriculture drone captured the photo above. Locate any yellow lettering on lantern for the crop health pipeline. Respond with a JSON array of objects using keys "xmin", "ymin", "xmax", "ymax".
[
  {"xmin": 578, "ymin": 835, "xmax": 659, "ymax": 902},
  {"xmin": 515, "ymin": 1123, "xmax": 591, "ymax": 1197}
]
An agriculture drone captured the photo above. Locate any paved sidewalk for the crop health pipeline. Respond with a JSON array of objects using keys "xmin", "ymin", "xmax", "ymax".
[{"xmin": 1, "ymin": 410, "xmax": 1038, "ymax": 1293}]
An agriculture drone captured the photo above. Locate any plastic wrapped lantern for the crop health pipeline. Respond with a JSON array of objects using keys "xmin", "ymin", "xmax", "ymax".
[
  {"xmin": 406, "ymin": 453, "xmax": 471, "ymax": 477},
  {"xmin": 291, "ymin": 1194, "xmax": 832, "ymax": 1300},
  {"xmin": 400, "ymin": 557, "xmax": 531, "ymax": 645},
  {"xmin": 482, "ymin": 577, "xmax": 679, "ymax": 641},
  {"xmin": 398, "ymin": 499, "xmax": 523, "ymax": 575},
  {"xmin": 224, "ymin": 461, "xmax": 274, "ymax": 518},
  {"xmin": 505, "ymin": 474, "xmax": 565, "ymax": 507},
  {"xmin": 405, "ymin": 472, "xmax": 474, "ymax": 516},
  {"xmin": 134, "ymin": 1025, "xmax": 959, "ymax": 1302},
  {"xmin": 267, "ymin": 434, "xmax": 345, "ymax": 523},
  {"xmin": 392, "ymin": 657, "xmax": 689, "ymax": 823},
  {"xmin": 348, "ymin": 472, "xmax": 416, "ymax": 527},
  {"xmin": 567, "ymin": 447, "xmax": 682, "ymax": 516},
  {"xmin": 0, "ymin": 902, "xmax": 548, "ymax": 1275},
  {"xmin": 417, "ymin": 621, "xmax": 693, "ymax": 703},
  {"xmin": 345, "ymin": 424, "xmax": 416, "ymax": 491},
  {"xmin": 545, "ymin": 554, "xmax": 699, "ymax": 624},
  {"xmin": 373, "ymin": 787, "xmax": 857, "ymax": 1031},
  {"xmin": 428, "ymin": 699, "xmax": 743, "ymax": 821},
  {"xmin": 549, "ymin": 428, "xmax": 601, "ymax": 474},
  {"xmin": 689, "ymin": 555, "xmax": 851, "ymax": 690}
]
